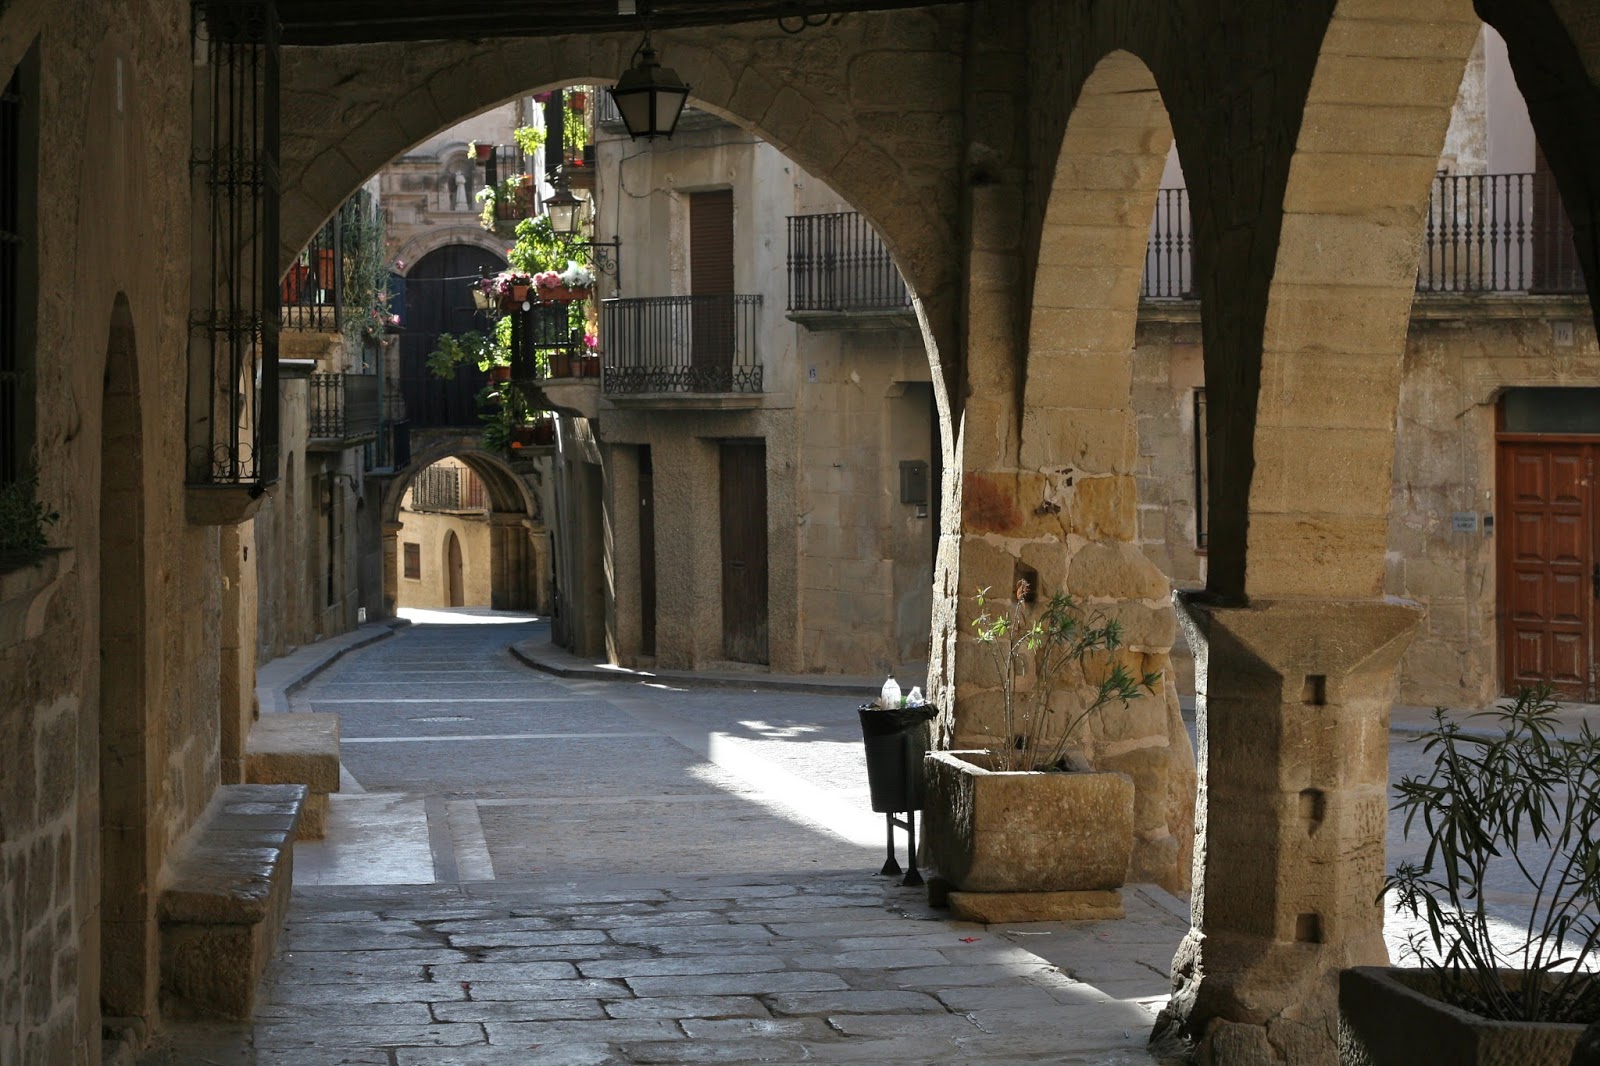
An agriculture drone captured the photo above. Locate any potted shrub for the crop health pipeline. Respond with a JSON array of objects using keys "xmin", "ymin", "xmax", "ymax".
[
  {"xmin": 1339, "ymin": 687, "xmax": 1599, "ymax": 1065},
  {"xmin": 922, "ymin": 579, "xmax": 1158, "ymax": 923}
]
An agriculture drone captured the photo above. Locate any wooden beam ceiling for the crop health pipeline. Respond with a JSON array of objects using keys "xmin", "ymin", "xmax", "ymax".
[{"xmin": 275, "ymin": 0, "xmax": 972, "ymax": 46}]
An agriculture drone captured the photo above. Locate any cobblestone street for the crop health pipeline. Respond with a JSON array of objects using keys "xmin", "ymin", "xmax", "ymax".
[{"xmin": 136, "ymin": 615, "xmax": 1185, "ymax": 1064}]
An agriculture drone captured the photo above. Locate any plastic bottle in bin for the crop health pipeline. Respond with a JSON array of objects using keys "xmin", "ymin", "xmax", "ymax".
[{"xmin": 880, "ymin": 674, "xmax": 902, "ymax": 709}]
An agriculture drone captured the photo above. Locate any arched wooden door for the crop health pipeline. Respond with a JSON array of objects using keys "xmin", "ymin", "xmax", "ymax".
[
  {"xmin": 445, "ymin": 530, "xmax": 465, "ymax": 608},
  {"xmin": 400, "ymin": 244, "xmax": 505, "ymax": 428}
]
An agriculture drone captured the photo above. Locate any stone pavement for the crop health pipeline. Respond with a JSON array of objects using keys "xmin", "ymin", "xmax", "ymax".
[
  {"xmin": 137, "ymin": 612, "xmax": 1186, "ymax": 1065},
  {"xmin": 137, "ymin": 612, "xmax": 1587, "ymax": 1064}
]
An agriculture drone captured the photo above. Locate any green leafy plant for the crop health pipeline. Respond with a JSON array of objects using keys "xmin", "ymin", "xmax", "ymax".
[
  {"xmin": 0, "ymin": 463, "xmax": 60, "ymax": 561},
  {"xmin": 970, "ymin": 579, "xmax": 1157, "ymax": 773},
  {"xmin": 512, "ymin": 124, "xmax": 546, "ymax": 158},
  {"xmin": 337, "ymin": 190, "xmax": 396, "ymax": 353},
  {"xmin": 1385, "ymin": 686, "xmax": 1600, "ymax": 1023}
]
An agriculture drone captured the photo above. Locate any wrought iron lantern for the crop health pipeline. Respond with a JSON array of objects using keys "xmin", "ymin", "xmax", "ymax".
[
  {"xmin": 607, "ymin": 31, "xmax": 690, "ymax": 141},
  {"xmin": 544, "ymin": 181, "xmax": 584, "ymax": 236}
]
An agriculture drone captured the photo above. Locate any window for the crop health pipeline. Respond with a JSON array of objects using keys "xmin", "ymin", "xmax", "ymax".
[
  {"xmin": 1193, "ymin": 388, "xmax": 1208, "ymax": 550},
  {"xmin": 403, "ymin": 542, "xmax": 421, "ymax": 580},
  {"xmin": 1, "ymin": 60, "xmax": 35, "ymax": 487}
]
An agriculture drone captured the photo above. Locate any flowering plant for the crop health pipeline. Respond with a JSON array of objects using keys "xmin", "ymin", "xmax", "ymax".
[{"xmin": 559, "ymin": 260, "xmax": 595, "ymax": 289}]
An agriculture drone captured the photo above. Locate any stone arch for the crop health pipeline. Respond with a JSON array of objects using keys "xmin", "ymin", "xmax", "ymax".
[
  {"xmin": 96, "ymin": 293, "xmax": 155, "ymax": 1023},
  {"xmin": 1159, "ymin": 3, "xmax": 1484, "ymax": 1060},
  {"xmin": 956, "ymin": 49, "xmax": 1191, "ymax": 893},
  {"xmin": 278, "ymin": 17, "xmax": 966, "ymax": 416},
  {"xmin": 1244, "ymin": 0, "xmax": 1483, "ymax": 601},
  {"xmin": 382, "ymin": 437, "xmax": 545, "ymax": 614},
  {"xmin": 392, "ymin": 228, "xmax": 507, "ymax": 278}
]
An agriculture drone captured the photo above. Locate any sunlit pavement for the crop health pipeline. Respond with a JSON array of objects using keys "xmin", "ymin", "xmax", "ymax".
[
  {"xmin": 138, "ymin": 612, "xmax": 1185, "ymax": 1064},
  {"xmin": 134, "ymin": 611, "xmax": 1598, "ymax": 1064}
]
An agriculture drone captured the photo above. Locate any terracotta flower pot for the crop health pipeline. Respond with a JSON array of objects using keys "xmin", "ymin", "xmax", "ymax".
[
  {"xmin": 473, "ymin": 143, "xmax": 493, "ymax": 163},
  {"xmin": 510, "ymin": 283, "xmax": 530, "ymax": 302},
  {"xmin": 489, "ymin": 366, "xmax": 511, "ymax": 382}
]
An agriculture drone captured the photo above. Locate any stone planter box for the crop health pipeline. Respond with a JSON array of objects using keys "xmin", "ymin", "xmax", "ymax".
[
  {"xmin": 1339, "ymin": 966, "xmax": 1593, "ymax": 1066},
  {"xmin": 922, "ymin": 750, "xmax": 1134, "ymax": 922}
]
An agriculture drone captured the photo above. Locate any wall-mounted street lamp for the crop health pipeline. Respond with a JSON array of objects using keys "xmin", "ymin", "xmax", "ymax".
[
  {"xmin": 607, "ymin": 30, "xmax": 690, "ymax": 141},
  {"xmin": 544, "ymin": 179, "xmax": 624, "ymax": 294},
  {"xmin": 545, "ymin": 182, "xmax": 584, "ymax": 236}
]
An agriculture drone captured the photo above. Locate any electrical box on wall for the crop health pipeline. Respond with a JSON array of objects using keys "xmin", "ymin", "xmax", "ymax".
[{"xmin": 899, "ymin": 460, "xmax": 929, "ymax": 506}]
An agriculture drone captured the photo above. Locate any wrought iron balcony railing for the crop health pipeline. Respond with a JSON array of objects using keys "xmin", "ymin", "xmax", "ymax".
[
  {"xmin": 409, "ymin": 463, "xmax": 487, "ymax": 514},
  {"xmin": 1142, "ymin": 175, "xmax": 1587, "ymax": 300},
  {"xmin": 602, "ymin": 295, "xmax": 764, "ymax": 395},
  {"xmin": 309, "ymin": 372, "xmax": 379, "ymax": 440},
  {"xmin": 787, "ymin": 211, "xmax": 912, "ymax": 313}
]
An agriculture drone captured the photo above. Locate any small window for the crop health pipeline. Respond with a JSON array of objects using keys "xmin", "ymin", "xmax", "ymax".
[
  {"xmin": 403, "ymin": 542, "xmax": 421, "ymax": 580},
  {"xmin": 1193, "ymin": 388, "xmax": 1208, "ymax": 550},
  {"xmin": 1, "ymin": 61, "xmax": 35, "ymax": 488}
]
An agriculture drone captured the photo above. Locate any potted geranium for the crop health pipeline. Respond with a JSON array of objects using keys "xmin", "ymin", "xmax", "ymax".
[
  {"xmin": 922, "ymin": 578, "xmax": 1158, "ymax": 922},
  {"xmin": 1339, "ymin": 686, "xmax": 1599, "ymax": 1065}
]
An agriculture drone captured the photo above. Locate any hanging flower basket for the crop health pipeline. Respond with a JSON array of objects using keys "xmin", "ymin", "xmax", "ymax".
[
  {"xmin": 568, "ymin": 90, "xmax": 587, "ymax": 112},
  {"xmin": 472, "ymin": 143, "xmax": 494, "ymax": 163},
  {"xmin": 489, "ymin": 365, "xmax": 512, "ymax": 382}
]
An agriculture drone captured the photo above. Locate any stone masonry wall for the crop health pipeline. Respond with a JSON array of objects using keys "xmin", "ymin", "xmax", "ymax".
[
  {"xmin": 1128, "ymin": 299, "xmax": 1600, "ymax": 710},
  {"xmin": 0, "ymin": 0, "xmax": 218, "ymax": 1060}
]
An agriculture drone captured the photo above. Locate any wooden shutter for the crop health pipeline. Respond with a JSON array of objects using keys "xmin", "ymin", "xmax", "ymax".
[{"xmin": 690, "ymin": 191, "xmax": 735, "ymax": 386}]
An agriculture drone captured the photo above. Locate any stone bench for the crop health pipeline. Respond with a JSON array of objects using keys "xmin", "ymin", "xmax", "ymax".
[
  {"xmin": 245, "ymin": 712, "xmax": 340, "ymax": 839},
  {"xmin": 158, "ymin": 783, "xmax": 306, "ymax": 1020}
]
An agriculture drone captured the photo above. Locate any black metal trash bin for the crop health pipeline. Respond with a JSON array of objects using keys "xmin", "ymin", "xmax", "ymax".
[
  {"xmin": 858, "ymin": 704, "xmax": 938, "ymax": 813},
  {"xmin": 859, "ymin": 704, "xmax": 937, "ymax": 886}
]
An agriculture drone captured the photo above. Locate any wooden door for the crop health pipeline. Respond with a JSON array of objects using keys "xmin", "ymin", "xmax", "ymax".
[
  {"xmin": 446, "ymin": 531, "xmax": 465, "ymax": 608},
  {"xmin": 720, "ymin": 440, "xmax": 769, "ymax": 665},
  {"xmin": 1498, "ymin": 439, "xmax": 1596, "ymax": 700},
  {"xmin": 638, "ymin": 446, "xmax": 657, "ymax": 657},
  {"xmin": 690, "ymin": 190, "xmax": 735, "ymax": 389}
]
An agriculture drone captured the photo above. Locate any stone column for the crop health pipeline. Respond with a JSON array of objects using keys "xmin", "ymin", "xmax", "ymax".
[{"xmin": 1160, "ymin": 594, "xmax": 1422, "ymax": 1066}]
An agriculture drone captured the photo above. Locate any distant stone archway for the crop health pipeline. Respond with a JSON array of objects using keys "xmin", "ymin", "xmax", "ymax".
[{"xmin": 381, "ymin": 437, "xmax": 548, "ymax": 616}]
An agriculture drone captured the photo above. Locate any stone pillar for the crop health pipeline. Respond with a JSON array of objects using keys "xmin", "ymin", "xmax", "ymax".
[{"xmin": 1160, "ymin": 594, "xmax": 1422, "ymax": 1066}]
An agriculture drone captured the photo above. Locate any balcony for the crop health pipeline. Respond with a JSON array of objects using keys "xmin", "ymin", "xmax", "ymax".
[
  {"xmin": 308, "ymin": 372, "xmax": 379, "ymax": 448},
  {"xmin": 602, "ymin": 295, "xmax": 764, "ymax": 406},
  {"xmin": 1141, "ymin": 175, "xmax": 1587, "ymax": 302},
  {"xmin": 786, "ymin": 211, "xmax": 915, "ymax": 329}
]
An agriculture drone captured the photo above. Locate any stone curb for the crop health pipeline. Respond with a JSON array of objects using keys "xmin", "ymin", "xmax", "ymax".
[
  {"xmin": 508, "ymin": 640, "xmax": 883, "ymax": 699},
  {"xmin": 256, "ymin": 618, "xmax": 410, "ymax": 714}
]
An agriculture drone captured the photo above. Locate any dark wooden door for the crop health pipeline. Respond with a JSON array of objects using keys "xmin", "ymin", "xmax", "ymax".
[
  {"xmin": 446, "ymin": 531, "xmax": 465, "ymax": 607},
  {"xmin": 720, "ymin": 440, "xmax": 769, "ymax": 665},
  {"xmin": 1498, "ymin": 439, "xmax": 1596, "ymax": 700},
  {"xmin": 400, "ymin": 244, "xmax": 504, "ymax": 427},
  {"xmin": 638, "ymin": 446, "xmax": 657, "ymax": 657},
  {"xmin": 690, "ymin": 190, "xmax": 735, "ymax": 389}
]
